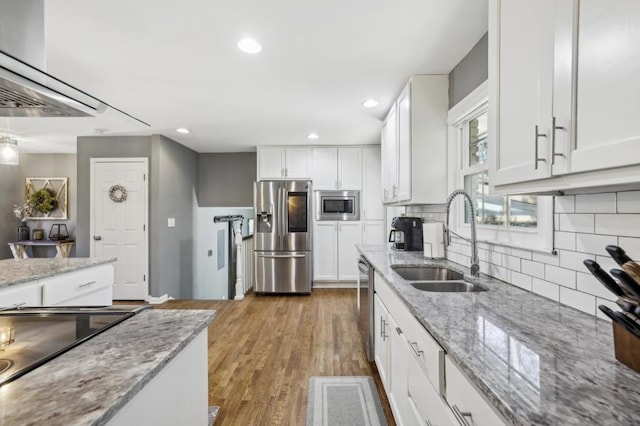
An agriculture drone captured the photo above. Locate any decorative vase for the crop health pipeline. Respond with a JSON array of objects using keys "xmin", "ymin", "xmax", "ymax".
[{"xmin": 17, "ymin": 223, "xmax": 30, "ymax": 241}]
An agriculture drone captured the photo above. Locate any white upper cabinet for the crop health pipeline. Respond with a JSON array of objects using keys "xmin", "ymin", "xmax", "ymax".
[
  {"xmin": 362, "ymin": 146, "xmax": 384, "ymax": 221},
  {"xmin": 490, "ymin": 0, "xmax": 640, "ymax": 194},
  {"xmin": 381, "ymin": 75, "xmax": 449, "ymax": 204},
  {"xmin": 490, "ymin": 0, "xmax": 555, "ymax": 186},
  {"xmin": 312, "ymin": 147, "xmax": 362, "ymax": 190},
  {"xmin": 311, "ymin": 148, "xmax": 338, "ymax": 189},
  {"xmin": 257, "ymin": 146, "xmax": 311, "ymax": 180}
]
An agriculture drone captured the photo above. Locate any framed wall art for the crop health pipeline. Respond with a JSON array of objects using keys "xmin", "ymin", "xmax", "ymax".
[{"xmin": 25, "ymin": 177, "xmax": 69, "ymax": 220}]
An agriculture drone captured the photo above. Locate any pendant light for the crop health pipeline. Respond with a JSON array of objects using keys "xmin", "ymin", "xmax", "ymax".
[
  {"xmin": 1, "ymin": 118, "xmax": 19, "ymax": 165},
  {"xmin": 0, "ymin": 136, "xmax": 19, "ymax": 165}
]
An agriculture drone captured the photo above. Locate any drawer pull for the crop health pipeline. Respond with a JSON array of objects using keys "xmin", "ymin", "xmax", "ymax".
[
  {"xmin": 409, "ymin": 341, "xmax": 424, "ymax": 357},
  {"xmin": 78, "ymin": 281, "xmax": 97, "ymax": 289},
  {"xmin": 380, "ymin": 318, "xmax": 386, "ymax": 341},
  {"xmin": 0, "ymin": 303, "xmax": 25, "ymax": 312},
  {"xmin": 452, "ymin": 404, "xmax": 472, "ymax": 426},
  {"xmin": 396, "ymin": 327, "xmax": 402, "ymax": 335}
]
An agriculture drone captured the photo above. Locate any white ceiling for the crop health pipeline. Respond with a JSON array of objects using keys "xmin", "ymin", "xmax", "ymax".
[{"xmin": 9, "ymin": 0, "xmax": 487, "ymax": 153}]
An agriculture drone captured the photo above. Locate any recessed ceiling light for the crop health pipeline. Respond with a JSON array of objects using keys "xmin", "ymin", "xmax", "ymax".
[
  {"xmin": 176, "ymin": 128, "xmax": 191, "ymax": 134},
  {"xmin": 237, "ymin": 38, "xmax": 262, "ymax": 54},
  {"xmin": 362, "ymin": 99, "xmax": 379, "ymax": 108},
  {"xmin": 307, "ymin": 133, "xmax": 319, "ymax": 140}
]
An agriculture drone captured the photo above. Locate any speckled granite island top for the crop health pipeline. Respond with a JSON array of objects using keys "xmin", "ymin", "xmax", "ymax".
[
  {"xmin": 0, "ymin": 309, "xmax": 216, "ymax": 426},
  {"xmin": 358, "ymin": 245, "xmax": 640, "ymax": 426},
  {"xmin": 0, "ymin": 257, "xmax": 117, "ymax": 289}
]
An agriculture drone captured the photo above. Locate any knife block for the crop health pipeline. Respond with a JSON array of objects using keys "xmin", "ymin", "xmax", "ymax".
[{"xmin": 612, "ymin": 322, "xmax": 640, "ymax": 373}]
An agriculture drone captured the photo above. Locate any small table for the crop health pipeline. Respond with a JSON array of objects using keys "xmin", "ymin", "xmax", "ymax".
[{"xmin": 8, "ymin": 240, "xmax": 75, "ymax": 259}]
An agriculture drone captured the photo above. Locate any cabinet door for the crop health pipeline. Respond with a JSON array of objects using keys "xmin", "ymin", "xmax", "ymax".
[
  {"xmin": 362, "ymin": 147, "xmax": 384, "ymax": 220},
  {"xmin": 446, "ymin": 357, "xmax": 507, "ymax": 426},
  {"xmin": 313, "ymin": 222, "xmax": 338, "ymax": 280},
  {"xmin": 374, "ymin": 294, "xmax": 391, "ymax": 392},
  {"xmin": 406, "ymin": 350, "xmax": 455, "ymax": 426},
  {"xmin": 258, "ymin": 147, "xmax": 285, "ymax": 179},
  {"xmin": 285, "ymin": 147, "xmax": 311, "ymax": 179},
  {"xmin": 337, "ymin": 147, "xmax": 362, "ymax": 190},
  {"xmin": 311, "ymin": 148, "xmax": 338, "ymax": 189},
  {"xmin": 396, "ymin": 84, "xmax": 412, "ymax": 201},
  {"xmin": 362, "ymin": 221, "xmax": 384, "ymax": 245},
  {"xmin": 389, "ymin": 316, "xmax": 409, "ymax": 426},
  {"xmin": 490, "ymin": 0, "xmax": 555, "ymax": 185},
  {"xmin": 568, "ymin": 0, "xmax": 640, "ymax": 173},
  {"xmin": 0, "ymin": 281, "xmax": 41, "ymax": 307},
  {"xmin": 337, "ymin": 222, "xmax": 362, "ymax": 280},
  {"xmin": 381, "ymin": 104, "xmax": 398, "ymax": 202}
]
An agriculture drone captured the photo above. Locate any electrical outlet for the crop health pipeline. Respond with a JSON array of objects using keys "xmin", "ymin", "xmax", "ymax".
[
  {"xmin": 167, "ymin": 218, "xmax": 175, "ymax": 228},
  {"xmin": 207, "ymin": 250, "xmax": 213, "ymax": 257}
]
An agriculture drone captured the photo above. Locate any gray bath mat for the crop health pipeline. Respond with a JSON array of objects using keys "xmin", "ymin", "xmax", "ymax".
[{"xmin": 306, "ymin": 376, "xmax": 387, "ymax": 426}]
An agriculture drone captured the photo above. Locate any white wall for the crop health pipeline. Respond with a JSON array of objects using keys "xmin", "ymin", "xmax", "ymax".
[{"xmin": 193, "ymin": 207, "xmax": 253, "ymax": 299}]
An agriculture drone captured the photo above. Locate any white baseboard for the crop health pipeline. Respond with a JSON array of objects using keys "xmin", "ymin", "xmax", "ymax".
[
  {"xmin": 146, "ymin": 294, "xmax": 173, "ymax": 304},
  {"xmin": 312, "ymin": 281, "xmax": 357, "ymax": 289}
]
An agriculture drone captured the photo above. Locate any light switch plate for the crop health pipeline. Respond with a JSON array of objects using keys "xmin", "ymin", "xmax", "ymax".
[{"xmin": 168, "ymin": 218, "xmax": 176, "ymax": 228}]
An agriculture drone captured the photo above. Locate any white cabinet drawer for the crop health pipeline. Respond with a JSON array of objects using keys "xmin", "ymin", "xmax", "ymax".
[
  {"xmin": 0, "ymin": 282, "xmax": 41, "ymax": 307},
  {"xmin": 445, "ymin": 357, "xmax": 507, "ymax": 426},
  {"xmin": 41, "ymin": 264, "xmax": 114, "ymax": 306}
]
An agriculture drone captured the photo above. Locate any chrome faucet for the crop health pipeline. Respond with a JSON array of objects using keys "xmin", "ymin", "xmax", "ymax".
[{"xmin": 445, "ymin": 189, "xmax": 480, "ymax": 277}]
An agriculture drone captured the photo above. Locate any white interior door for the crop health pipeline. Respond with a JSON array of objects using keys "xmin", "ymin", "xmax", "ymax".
[{"xmin": 91, "ymin": 158, "xmax": 148, "ymax": 300}]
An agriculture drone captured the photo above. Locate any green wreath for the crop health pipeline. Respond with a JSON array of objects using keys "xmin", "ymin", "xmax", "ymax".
[{"xmin": 28, "ymin": 188, "xmax": 57, "ymax": 214}]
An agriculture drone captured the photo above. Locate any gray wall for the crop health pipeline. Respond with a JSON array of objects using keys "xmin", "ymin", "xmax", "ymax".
[
  {"xmin": 0, "ymin": 153, "xmax": 77, "ymax": 259},
  {"xmin": 149, "ymin": 135, "xmax": 198, "ymax": 299},
  {"xmin": 198, "ymin": 153, "xmax": 256, "ymax": 207},
  {"xmin": 448, "ymin": 33, "xmax": 488, "ymax": 108},
  {"xmin": 0, "ymin": 164, "xmax": 21, "ymax": 259},
  {"xmin": 15, "ymin": 154, "xmax": 77, "ymax": 257}
]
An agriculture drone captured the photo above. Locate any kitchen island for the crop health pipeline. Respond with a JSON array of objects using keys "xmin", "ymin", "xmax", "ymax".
[
  {"xmin": 0, "ymin": 258, "xmax": 116, "ymax": 307},
  {"xmin": 358, "ymin": 245, "xmax": 640, "ymax": 426},
  {"xmin": 0, "ymin": 308, "xmax": 216, "ymax": 426}
]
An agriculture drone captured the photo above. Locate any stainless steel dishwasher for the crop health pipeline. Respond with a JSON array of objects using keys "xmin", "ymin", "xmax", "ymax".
[{"xmin": 357, "ymin": 255, "xmax": 374, "ymax": 362}]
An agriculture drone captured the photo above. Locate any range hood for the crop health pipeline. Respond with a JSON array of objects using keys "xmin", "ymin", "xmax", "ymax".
[{"xmin": 0, "ymin": 0, "xmax": 145, "ymax": 123}]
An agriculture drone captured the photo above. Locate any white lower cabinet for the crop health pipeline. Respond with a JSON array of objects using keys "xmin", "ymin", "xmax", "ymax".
[
  {"xmin": 41, "ymin": 264, "xmax": 114, "ymax": 306},
  {"xmin": 374, "ymin": 293, "xmax": 391, "ymax": 391},
  {"xmin": 445, "ymin": 357, "xmax": 507, "ymax": 426},
  {"xmin": 0, "ymin": 282, "xmax": 41, "ymax": 307},
  {"xmin": 313, "ymin": 221, "xmax": 362, "ymax": 282},
  {"xmin": 374, "ymin": 271, "xmax": 506, "ymax": 426}
]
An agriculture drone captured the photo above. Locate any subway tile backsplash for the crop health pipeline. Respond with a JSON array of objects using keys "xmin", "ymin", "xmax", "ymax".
[{"xmin": 405, "ymin": 190, "xmax": 640, "ymax": 320}]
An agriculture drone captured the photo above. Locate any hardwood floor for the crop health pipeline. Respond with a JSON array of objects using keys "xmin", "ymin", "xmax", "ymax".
[{"xmin": 156, "ymin": 289, "xmax": 395, "ymax": 425}]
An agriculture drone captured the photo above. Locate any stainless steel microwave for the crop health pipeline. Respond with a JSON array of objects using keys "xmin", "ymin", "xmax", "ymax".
[{"xmin": 315, "ymin": 190, "xmax": 360, "ymax": 221}]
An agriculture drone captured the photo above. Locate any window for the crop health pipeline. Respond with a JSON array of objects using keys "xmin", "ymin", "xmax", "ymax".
[
  {"xmin": 448, "ymin": 81, "xmax": 553, "ymax": 251},
  {"xmin": 459, "ymin": 110, "xmax": 538, "ymax": 229}
]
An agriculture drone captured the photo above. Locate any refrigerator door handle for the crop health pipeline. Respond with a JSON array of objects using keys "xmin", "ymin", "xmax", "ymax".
[{"xmin": 257, "ymin": 254, "xmax": 306, "ymax": 259}]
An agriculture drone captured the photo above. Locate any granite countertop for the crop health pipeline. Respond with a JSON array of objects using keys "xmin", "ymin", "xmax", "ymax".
[
  {"xmin": 0, "ymin": 308, "xmax": 216, "ymax": 426},
  {"xmin": 0, "ymin": 257, "xmax": 117, "ymax": 289},
  {"xmin": 358, "ymin": 245, "xmax": 640, "ymax": 426}
]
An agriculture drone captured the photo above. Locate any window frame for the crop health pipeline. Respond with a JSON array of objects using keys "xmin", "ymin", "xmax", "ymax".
[{"xmin": 447, "ymin": 81, "xmax": 553, "ymax": 252}]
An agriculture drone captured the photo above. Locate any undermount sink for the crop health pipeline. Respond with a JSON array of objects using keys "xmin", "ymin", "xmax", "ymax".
[
  {"xmin": 410, "ymin": 281, "xmax": 487, "ymax": 293},
  {"xmin": 391, "ymin": 266, "xmax": 464, "ymax": 281}
]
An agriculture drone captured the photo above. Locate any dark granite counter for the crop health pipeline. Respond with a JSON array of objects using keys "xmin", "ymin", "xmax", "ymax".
[
  {"xmin": 0, "ymin": 309, "xmax": 216, "ymax": 426},
  {"xmin": 358, "ymin": 245, "xmax": 640, "ymax": 426}
]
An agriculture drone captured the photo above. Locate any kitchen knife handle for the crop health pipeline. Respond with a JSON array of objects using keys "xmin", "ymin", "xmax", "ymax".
[
  {"xmin": 599, "ymin": 305, "xmax": 640, "ymax": 339},
  {"xmin": 610, "ymin": 269, "xmax": 640, "ymax": 301},
  {"xmin": 606, "ymin": 245, "xmax": 633, "ymax": 266},
  {"xmin": 583, "ymin": 259, "xmax": 625, "ymax": 297}
]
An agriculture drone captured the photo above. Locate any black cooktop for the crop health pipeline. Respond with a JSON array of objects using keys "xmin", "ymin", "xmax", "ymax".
[{"xmin": 0, "ymin": 306, "xmax": 149, "ymax": 387}]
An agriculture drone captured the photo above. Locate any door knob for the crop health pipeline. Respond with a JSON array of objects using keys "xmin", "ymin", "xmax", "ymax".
[{"xmin": 93, "ymin": 235, "xmax": 102, "ymax": 241}]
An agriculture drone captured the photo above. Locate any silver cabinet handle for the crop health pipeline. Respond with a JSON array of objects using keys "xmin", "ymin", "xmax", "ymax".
[
  {"xmin": 392, "ymin": 184, "xmax": 398, "ymax": 197},
  {"xmin": 281, "ymin": 168, "xmax": 285, "ymax": 177},
  {"xmin": 551, "ymin": 116, "xmax": 566, "ymax": 165},
  {"xmin": 0, "ymin": 303, "xmax": 25, "ymax": 312},
  {"xmin": 380, "ymin": 317, "xmax": 386, "ymax": 340},
  {"xmin": 78, "ymin": 281, "xmax": 96, "ymax": 289},
  {"xmin": 534, "ymin": 125, "xmax": 547, "ymax": 170},
  {"xmin": 93, "ymin": 235, "xmax": 102, "ymax": 241},
  {"xmin": 452, "ymin": 405, "xmax": 472, "ymax": 426},
  {"xmin": 409, "ymin": 341, "xmax": 424, "ymax": 357},
  {"xmin": 285, "ymin": 167, "xmax": 288, "ymax": 177},
  {"xmin": 396, "ymin": 327, "xmax": 402, "ymax": 335},
  {"xmin": 383, "ymin": 189, "xmax": 388, "ymax": 200}
]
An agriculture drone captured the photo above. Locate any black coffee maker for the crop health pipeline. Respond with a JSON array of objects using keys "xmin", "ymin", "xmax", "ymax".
[{"xmin": 388, "ymin": 217, "xmax": 423, "ymax": 251}]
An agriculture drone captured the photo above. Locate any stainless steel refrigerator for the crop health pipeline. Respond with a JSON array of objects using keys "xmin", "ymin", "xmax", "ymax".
[{"xmin": 254, "ymin": 180, "xmax": 312, "ymax": 294}]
